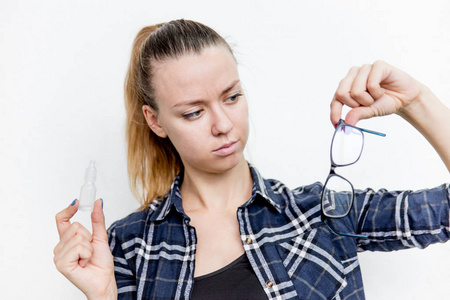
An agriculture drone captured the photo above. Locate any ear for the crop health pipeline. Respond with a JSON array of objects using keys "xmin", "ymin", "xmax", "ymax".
[{"xmin": 142, "ymin": 105, "xmax": 168, "ymax": 138}]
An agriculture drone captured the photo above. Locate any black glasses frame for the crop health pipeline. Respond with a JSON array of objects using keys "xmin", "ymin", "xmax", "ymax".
[{"xmin": 321, "ymin": 119, "xmax": 386, "ymax": 238}]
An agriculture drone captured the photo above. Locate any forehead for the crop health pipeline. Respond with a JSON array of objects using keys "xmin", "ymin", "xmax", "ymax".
[{"xmin": 153, "ymin": 46, "xmax": 239, "ymax": 105}]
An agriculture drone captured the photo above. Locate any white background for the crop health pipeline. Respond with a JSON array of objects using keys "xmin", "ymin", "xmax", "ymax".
[{"xmin": 1, "ymin": 0, "xmax": 449, "ymax": 299}]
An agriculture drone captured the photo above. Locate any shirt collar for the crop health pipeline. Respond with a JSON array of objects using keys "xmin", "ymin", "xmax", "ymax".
[
  {"xmin": 149, "ymin": 174, "xmax": 187, "ymax": 222},
  {"xmin": 149, "ymin": 163, "xmax": 282, "ymax": 222},
  {"xmin": 245, "ymin": 163, "xmax": 282, "ymax": 213}
]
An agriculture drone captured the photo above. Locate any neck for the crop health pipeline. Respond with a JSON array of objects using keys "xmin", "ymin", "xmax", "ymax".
[{"xmin": 180, "ymin": 158, "xmax": 252, "ymax": 213}]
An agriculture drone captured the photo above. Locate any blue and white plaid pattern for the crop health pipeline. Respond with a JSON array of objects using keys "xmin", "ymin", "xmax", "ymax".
[{"xmin": 108, "ymin": 165, "xmax": 450, "ymax": 299}]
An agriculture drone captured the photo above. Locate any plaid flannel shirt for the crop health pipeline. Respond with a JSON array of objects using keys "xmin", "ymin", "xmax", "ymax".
[{"xmin": 107, "ymin": 165, "xmax": 450, "ymax": 299}]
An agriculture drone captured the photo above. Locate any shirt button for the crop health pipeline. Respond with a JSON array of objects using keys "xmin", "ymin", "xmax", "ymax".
[
  {"xmin": 245, "ymin": 237, "xmax": 253, "ymax": 244},
  {"xmin": 265, "ymin": 280, "xmax": 274, "ymax": 288}
]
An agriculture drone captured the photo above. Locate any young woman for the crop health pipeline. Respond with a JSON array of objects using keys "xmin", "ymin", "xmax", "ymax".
[{"xmin": 54, "ymin": 20, "xmax": 450, "ymax": 299}]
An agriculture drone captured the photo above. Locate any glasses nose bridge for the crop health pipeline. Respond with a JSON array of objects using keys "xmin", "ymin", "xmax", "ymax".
[{"xmin": 328, "ymin": 164, "xmax": 337, "ymax": 175}]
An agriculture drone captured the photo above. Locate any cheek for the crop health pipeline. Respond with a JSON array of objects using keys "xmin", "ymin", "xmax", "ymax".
[
  {"xmin": 163, "ymin": 121, "xmax": 210, "ymax": 154},
  {"xmin": 235, "ymin": 103, "xmax": 249, "ymax": 132}
]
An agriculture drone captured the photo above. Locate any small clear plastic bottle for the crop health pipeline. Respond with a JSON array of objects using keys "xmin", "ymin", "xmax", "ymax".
[{"xmin": 79, "ymin": 160, "xmax": 97, "ymax": 211}]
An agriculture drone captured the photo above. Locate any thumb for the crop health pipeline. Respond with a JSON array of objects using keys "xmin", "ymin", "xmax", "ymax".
[
  {"xmin": 344, "ymin": 106, "xmax": 376, "ymax": 126},
  {"xmin": 91, "ymin": 199, "xmax": 108, "ymax": 241}
]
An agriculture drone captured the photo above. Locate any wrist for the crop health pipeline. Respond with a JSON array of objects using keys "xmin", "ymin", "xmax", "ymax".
[
  {"xmin": 396, "ymin": 82, "xmax": 450, "ymax": 171},
  {"xmin": 87, "ymin": 278, "xmax": 117, "ymax": 300},
  {"xmin": 397, "ymin": 83, "xmax": 436, "ymax": 124}
]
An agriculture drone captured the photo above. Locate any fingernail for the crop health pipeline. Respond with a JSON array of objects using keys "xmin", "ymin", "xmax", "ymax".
[
  {"xmin": 70, "ymin": 199, "xmax": 77, "ymax": 206},
  {"xmin": 100, "ymin": 198, "xmax": 103, "ymax": 209},
  {"xmin": 333, "ymin": 123, "xmax": 338, "ymax": 128}
]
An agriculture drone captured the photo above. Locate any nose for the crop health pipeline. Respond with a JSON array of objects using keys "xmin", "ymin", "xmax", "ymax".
[{"xmin": 211, "ymin": 105, "xmax": 233, "ymax": 136}]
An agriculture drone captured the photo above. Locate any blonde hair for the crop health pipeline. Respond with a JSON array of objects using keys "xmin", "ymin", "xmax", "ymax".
[{"xmin": 124, "ymin": 20, "xmax": 233, "ymax": 210}]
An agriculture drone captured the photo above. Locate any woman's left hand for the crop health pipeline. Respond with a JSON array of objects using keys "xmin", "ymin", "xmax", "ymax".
[{"xmin": 330, "ymin": 60, "xmax": 422, "ymax": 126}]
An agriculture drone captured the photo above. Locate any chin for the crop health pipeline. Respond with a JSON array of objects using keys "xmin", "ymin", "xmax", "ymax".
[
  {"xmin": 189, "ymin": 153, "xmax": 245, "ymax": 175},
  {"xmin": 215, "ymin": 157, "xmax": 242, "ymax": 173}
]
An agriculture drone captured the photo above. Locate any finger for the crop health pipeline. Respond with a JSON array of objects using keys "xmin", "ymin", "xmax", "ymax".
[
  {"xmin": 91, "ymin": 199, "xmax": 108, "ymax": 242},
  {"xmin": 55, "ymin": 241, "xmax": 94, "ymax": 273},
  {"xmin": 350, "ymin": 64, "xmax": 376, "ymax": 106},
  {"xmin": 330, "ymin": 96, "xmax": 344, "ymax": 126},
  {"xmin": 344, "ymin": 106, "xmax": 376, "ymax": 126},
  {"xmin": 65, "ymin": 237, "xmax": 93, "ymax": 268},
  {"xmin": 56, "ymin": 199, "xmax": 79, "ymax": 238},
  {"xmin": 54, "ymin": 231, "xmax": 94, "ymax": 264},
  {"xmin": 58, "ymin": 221, "xmax": 93, "ymax": 247},
  {"xmin": 334, "ymin": 66, "xmax": 362, "ymax": 108},
  {"xmin": 367, "ymin": 60, "xmax": 389, "ymax": 100},
  {"xmin": 79, "ymin": 258, "xmax": 89, "ymax": 268}
]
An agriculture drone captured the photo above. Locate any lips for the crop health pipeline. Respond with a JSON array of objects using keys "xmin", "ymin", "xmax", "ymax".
[{"xmin": 213, "ymin": 141, "xmax": 238, "ymax": 156}]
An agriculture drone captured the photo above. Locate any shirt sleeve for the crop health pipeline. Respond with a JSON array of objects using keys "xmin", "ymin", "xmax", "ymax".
[
  {"xmin": 107, "ymin": 222, "xmax": 137, "ymax": 299},
  {"xmin": 329, "ymin": 184, "xmax": 450, "ymax": 252}
]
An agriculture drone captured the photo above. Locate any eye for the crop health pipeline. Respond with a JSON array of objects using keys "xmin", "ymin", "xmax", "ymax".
[
  {"xmin": 225, "ymin": 92, "xmax": 243, "ymax": 103},
  {"xmin": 182, "ymin": 109, "xmax": 203, "ymax": 120}
]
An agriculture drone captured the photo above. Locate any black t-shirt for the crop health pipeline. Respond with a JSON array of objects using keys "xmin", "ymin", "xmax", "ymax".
[{"xmin": 191, "ymin": 254, "xmax": 267, "ymax": 299}]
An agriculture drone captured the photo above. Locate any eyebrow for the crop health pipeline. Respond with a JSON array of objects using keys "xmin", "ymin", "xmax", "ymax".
[{"xmin": 171, "ymin": 79, "xmax": 241, "ymax": 108}]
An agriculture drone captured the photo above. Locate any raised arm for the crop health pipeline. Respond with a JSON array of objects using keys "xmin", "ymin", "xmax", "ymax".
[{"xmin": 330, "ymin": 60, "xmax": 450, "ymax": 171}]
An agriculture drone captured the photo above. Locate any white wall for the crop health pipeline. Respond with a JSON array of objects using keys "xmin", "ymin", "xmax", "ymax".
[{"xmin": 1, "ymin": 0, "xmax": 449, "ymax": 299}]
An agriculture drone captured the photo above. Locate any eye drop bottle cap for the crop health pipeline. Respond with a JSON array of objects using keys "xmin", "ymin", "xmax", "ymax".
[
  {"xmin": 79, "ymin": 160, "xmax": 97, "ymax": 211},
  {"xmin": 84, "ymin": 160, "xmax": 97, "ymax": 182}
]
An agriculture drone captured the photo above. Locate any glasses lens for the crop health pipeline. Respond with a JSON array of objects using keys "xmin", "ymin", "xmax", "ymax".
[
  {"xmin": 331, "ymin": 125, "xmax": 363, "ymax": 166},
  {"xmin": 322, "ymin": 175, "xmax": 353, "ymax": 218}
]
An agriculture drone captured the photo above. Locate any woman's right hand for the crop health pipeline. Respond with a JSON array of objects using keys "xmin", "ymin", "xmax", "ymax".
[{"xmin": 54, "ymin": 199, "xmax": 117, "ymax": 300}]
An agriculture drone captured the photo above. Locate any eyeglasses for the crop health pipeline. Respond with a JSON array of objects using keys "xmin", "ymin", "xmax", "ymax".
[{"xmin": 321, "ymin": 119, "xmax": 385, "ymax": 238}]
